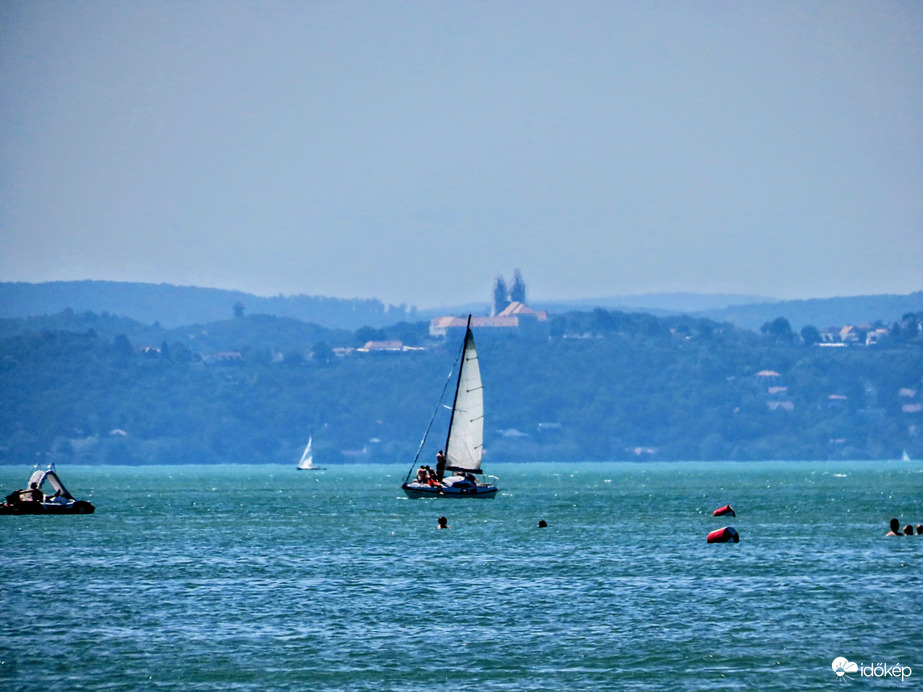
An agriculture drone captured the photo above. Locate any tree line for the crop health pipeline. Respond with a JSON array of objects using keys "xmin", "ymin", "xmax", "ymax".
[{"xmin": 0, "ymin": 308, "xmax": 920, "ymax": 466}]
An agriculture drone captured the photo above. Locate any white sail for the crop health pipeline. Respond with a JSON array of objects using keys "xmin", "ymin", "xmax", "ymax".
[
  {"xmin": 297, "ymin": 437, "xmax": 315, "ymax": 470},
  {"xmin": 445, "ymin": 328, "xmax": 484, "ymax": 473}
]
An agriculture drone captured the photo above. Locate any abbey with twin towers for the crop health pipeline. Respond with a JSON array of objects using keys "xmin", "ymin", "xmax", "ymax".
[{"xmin": 429, "ymin": 270, "xmax": 548, "ymax": 337}]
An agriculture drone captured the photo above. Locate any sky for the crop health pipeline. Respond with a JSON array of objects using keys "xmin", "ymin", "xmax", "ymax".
[{"xmin": 1, "ymin": 1, "xmax": 921, "ymax": 309}]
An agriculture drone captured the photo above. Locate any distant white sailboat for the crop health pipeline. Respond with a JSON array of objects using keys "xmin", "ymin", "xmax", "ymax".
[{"xmin": 296, "ymin": 436, "xmax": 322, "ymax": 471}]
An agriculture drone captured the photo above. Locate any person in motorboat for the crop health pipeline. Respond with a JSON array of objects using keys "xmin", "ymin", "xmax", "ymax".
[
  {"xmin": 4, "ymin": 488, "xmax": 26, "ymax": 505},
  {"xmin": 6, "ymin": 483, "xmax": 43, "ymax": 505}
]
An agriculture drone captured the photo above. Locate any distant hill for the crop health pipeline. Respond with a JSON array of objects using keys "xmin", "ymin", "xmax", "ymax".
[
  {"xmin": 423, "ymin": 293, "xmax": 774, "ymax": 321},
  {"xmin": 694, "ymin": 292, "xmax": 923, "ymax": 331},
  {"xmin": 0, "ymin": 309, "xmax": 358, "ymax": 356},
  {"xmin": 0, "ymin": 281, "xmax": 417, "ymax": 330},
  {"xmin": 533, "ymin": 292, "xmax": 775, "ymax": 314},
  {"xmin": 531, "ymin": 292, "xmax": 923, "ymax": 332},
  {"xmin": 1, "ymin": 281, "xmax": 920, "ymax": 333}
]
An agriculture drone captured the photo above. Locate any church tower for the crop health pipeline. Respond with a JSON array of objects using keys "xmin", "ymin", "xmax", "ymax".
[
  {"xmin": 509, "ymin": 269, "xmax": 526, "ymax": 304},
  {"xmin": 492, "ymin": 275, "xmax": 509, "ymax": 316}
]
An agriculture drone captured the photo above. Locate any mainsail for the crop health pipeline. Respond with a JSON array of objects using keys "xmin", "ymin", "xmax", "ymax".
[
  {"xmin": 297, "ymin": 437, "xmax": 314, "ymax": 470},
  {"xmin": 444, "ymin": 325, "xmax": 484, "ymax": 474}
]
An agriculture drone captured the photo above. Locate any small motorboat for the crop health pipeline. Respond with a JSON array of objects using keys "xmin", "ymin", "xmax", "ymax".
[{"xmin": 0, "ymin": 465, "xmax": 95, "ymax": 515}]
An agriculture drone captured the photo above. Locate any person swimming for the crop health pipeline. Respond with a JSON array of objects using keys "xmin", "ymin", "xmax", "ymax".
[
  {"xmin": 886, "ymin": 518, "xmax": 903, "ymax": 536},
  {"xmin": 437, "ymin": 516, "xmax": 449, "ymax": 529}
]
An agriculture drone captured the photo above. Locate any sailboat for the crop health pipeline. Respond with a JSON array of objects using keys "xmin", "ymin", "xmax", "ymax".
[
  {"xmin": 402, "ymin": 316, "xmax": 499, "ymax": 498},
  {"xmin": 296, "ymin": 435, "xmax": 322, "ymax": 471}
]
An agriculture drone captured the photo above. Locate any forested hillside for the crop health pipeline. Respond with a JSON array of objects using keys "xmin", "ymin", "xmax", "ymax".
[
  {"xmin": 0, "ymin": 280, "xmax": 417, "ymax": 329},
  {"xmin": 1, "ymin": 308, "xmax": 920, "ymax": 465},
  {"xmin": 695, "ymin": 291, "xmax": 923, "ymax": 331}
]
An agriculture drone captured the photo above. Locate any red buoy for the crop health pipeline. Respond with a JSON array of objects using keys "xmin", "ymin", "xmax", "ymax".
[
  {"xmin": 707, "ymin": 526, "xmax": 740, "ymax": 543},
  {"xmin": 713, "ymin": 504, "xmax": 735, "ymax": 517}
]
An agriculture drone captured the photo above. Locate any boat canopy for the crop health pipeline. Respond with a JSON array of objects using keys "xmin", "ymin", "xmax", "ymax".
[{"xmin": 28, "ymin": 468, "xmax": 75, "ymax": 500}]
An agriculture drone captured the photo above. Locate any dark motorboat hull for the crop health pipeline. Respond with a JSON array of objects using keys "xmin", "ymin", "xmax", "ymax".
[
  {"xmin": 0, "ymin": 500, "xmax": 95, "ymax": 515},
  {"xmin": 401, "ymin": 482, "xmax": 498, "ymax": 499}
]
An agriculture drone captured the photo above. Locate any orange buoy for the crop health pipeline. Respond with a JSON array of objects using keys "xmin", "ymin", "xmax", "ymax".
[
  {"xmin": 707, "ymin": 526, "xmax": 739, "ymax": 543},
  {"xmin": 713, "ymin": 504, "xmax": 735, "ymax": 517}
]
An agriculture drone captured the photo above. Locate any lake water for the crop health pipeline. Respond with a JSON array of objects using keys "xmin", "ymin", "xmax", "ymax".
[{"xmin": 1, "ymin": 461, "xmax": 921, "ymax": 691}]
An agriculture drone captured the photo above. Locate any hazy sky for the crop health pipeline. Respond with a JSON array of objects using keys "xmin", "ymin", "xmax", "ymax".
[{"xmin": 1, "ymin": 1, "xmax": 920, "ymax": 308}]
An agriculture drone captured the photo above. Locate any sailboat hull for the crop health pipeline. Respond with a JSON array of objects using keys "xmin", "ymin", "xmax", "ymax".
[{"xmin": 401, "ymin": 482, "xmax": 498, "ymax": 498}]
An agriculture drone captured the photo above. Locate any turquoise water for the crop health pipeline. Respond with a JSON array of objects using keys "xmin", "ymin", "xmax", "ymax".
[{"xmin": 1, "ymin": 461, "xmax": 921, "ymax": 691}]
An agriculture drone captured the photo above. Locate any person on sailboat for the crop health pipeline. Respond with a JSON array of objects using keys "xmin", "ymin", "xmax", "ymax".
[
  {"xmin": 435, "ymin": 450, "xmax": 446, "ymax": 481},
  {"xmin": 424, "ymin": 466, "xmax": 440, "ymax": 487},
  {"xmin": 415, "ymin": 466, "xmax": 427, "ymax": 483}
]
